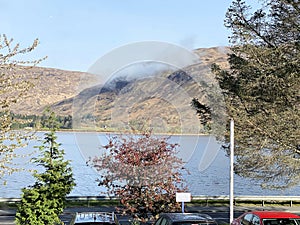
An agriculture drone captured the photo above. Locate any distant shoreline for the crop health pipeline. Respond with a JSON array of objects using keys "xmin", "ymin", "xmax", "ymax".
[{"xmin": 38, "ymin": 129, "xmax": 210, "ymax": 137}]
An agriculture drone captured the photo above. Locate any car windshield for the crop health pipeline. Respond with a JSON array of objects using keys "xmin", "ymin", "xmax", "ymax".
[
  {"xmin": 263, "ymin": 219, "xmax": 300, "ymax": 225},
  {"xmin": 173, "ymin": 222, "xmax": 217, "ymax": 225}
]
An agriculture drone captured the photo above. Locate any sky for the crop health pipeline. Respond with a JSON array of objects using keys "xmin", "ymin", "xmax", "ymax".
[{"xmin": 0, "ymin": 0, "xmax": 258, "ymax": 72}]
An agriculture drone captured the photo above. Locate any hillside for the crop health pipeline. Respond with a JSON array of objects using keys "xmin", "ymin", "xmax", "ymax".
[
  {"xmin": 10, "ymin": 67, "xmax": 98, "ymax": 115},
  {"xmin": 10, "ymin": 47, "xmax": 229, "ymax": 134}
]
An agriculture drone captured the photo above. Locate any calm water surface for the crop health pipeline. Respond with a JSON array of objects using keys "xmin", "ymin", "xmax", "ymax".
[{"xmin": 1, "ymin": 132, "xmax": 299, "ymax": 198}]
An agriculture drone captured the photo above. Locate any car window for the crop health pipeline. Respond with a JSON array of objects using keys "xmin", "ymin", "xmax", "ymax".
[
  {"xmin": 160, "ymin": 218, "xmax": 168, "ymax": 225},
  {"xmin": 252, "ymin": 215, "xmax": 260, "ymax": 225},
  {"xmin": 154, "ymin": 217, "xmax": 164, "ymax": 225},
  {"xmin": 173, "ymin": 222, "xmax": 217, "ymax": 225},
  {"xmin": 242, "ymin": 214, "xmax": 254, "ymax": 225},
  {"xmin": 263, "ymin": 219, "xmax": 299, "ymax": 225}
]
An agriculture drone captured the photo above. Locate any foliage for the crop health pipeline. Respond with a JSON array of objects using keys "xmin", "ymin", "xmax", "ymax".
[
  {"xmin": 190, "ymin": 73, "xmax": 228, "ymax": 139},
  {"xmin": 90, "ymin": 130, "xmax": 188, "ymax": 221},
  {"xmin": 191, "ymin": 98, "xmax": 212, "ymax": 131},
  {"xmin": 211, "ymin": 0, "xmax": 300, "ymax": 189},
  {"xmin": 15, "ymin": 111, "xmax": 75, "ymax": 225},
  {"xmin": 9, "ymin": 113, "xmax": 73, "ymax": 130},
  {"xmin": 0, "ymin": 34, "xmax": 45, "ymax": 181}
]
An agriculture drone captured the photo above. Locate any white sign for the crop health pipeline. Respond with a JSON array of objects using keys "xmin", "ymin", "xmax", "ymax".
[{"xmin": 176, "ymin": 192, "xmax": 191, "ymax": 202}]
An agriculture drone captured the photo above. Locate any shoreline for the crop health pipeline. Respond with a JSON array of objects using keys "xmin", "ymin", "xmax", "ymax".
[{"xmin": 34, "ymin": 129, "xmax": 211, "ymax": 137}]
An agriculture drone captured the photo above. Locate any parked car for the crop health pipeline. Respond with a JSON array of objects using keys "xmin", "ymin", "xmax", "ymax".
[
  {"xmin": 153, "ymin": 213, "xmax": 218, "ymax": 225},
  {"xmin": 231, "ymin": 211, "xmax": 300, "ymax": 225},
  {"xmin": 73, "ymin": 211, "xmax": 120, "ymax": 225}
]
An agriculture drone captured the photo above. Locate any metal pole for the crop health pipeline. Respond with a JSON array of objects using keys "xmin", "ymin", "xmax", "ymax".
[{"xmin": 229, "ymin": 119, "xmax": 234, "ymax": 224}]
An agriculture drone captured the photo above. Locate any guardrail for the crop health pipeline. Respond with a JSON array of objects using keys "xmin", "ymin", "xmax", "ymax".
[
  {"xmin": 1, "ymin": 195, "xmax": 300, "ymax": 207},
  {"xmin": 191, "ymin": 195, "xmax": 300, "ymax": 207}
]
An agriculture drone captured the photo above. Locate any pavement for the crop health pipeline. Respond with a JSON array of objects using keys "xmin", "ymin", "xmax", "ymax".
[{"xmin": 1, "ymin": 205, "xmax": 300, "ymax": 225}]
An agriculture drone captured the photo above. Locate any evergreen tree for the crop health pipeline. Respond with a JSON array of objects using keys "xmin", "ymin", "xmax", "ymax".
[
  {"xmin": 210, "ymin": 0, "xmax": 300, "ymax": 189},
  {"xmin": 16, "ymin": 111, "xmax": 75, "ymax": 225}
]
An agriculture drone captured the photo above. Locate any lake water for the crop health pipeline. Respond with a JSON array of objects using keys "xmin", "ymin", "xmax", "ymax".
[{"xmin": 1, "ymin": 132, "xmax": 299, "ymax": 198}]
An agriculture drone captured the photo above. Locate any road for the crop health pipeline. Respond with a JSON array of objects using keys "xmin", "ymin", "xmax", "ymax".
[{"xmin": 1, "ymin": 206, "xmax": 300, "ymax": 225}]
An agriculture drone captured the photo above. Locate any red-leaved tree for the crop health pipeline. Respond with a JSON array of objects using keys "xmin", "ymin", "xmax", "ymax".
[{"xmin": 90, "ymin": 130, "xmax": 188, "ymax": 221}]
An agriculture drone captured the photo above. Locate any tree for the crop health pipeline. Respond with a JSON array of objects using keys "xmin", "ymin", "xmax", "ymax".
[
  {"xmin": 0, "ymin": 34, "xmax": 45, "ymax": 181},
  {"xmin": 90, "ymin": 130, "xmax": 188, "ymax": 221},
  {"xmin": 209, "ymin": 0, "xmax": 300, "ymax": 189},
  {"xmin": 15, "ymin": 111, "xmax": 75, "ymax": 225}
]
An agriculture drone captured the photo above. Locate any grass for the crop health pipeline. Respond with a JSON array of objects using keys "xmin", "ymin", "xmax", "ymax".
[
  {"xmin": 65, "ymin": 199, "xmax": 120, "ymax": 207},
  {"xmin": 1, "ymin": 199, "xmax": 300, "ymax": 210},
  {"xmin": 0, "ymin": 202, "xmax": 19, "ymax": 209}
]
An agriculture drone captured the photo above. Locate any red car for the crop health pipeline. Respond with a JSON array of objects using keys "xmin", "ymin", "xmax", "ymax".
[{"xmin": 231, "ymin": 211, "xmax": 300, "ymax": 225}]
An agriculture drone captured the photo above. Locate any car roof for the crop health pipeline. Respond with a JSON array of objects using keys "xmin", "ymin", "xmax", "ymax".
[
  {"xmin": 160, "ymin": 213, "xmax": 215, "ymax": 222},
  {"xmin": 250, "ymin": 211, "xmax": 300, "ymax": 219},
  {"xmin": 74, "ymin": 212, "xmax": 118, "ymax": 224}
]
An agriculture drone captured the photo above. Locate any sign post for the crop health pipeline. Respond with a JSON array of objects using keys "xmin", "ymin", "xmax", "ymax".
[
  {"xmin": 176, "ymin": 192, "xmax": 191, "ymax": 213},
  {"xmin": 229, "ymin": 119, "xmax": 234, "ymax": 224}
]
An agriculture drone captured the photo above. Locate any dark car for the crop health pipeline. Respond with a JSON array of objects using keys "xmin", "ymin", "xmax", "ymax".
[
  {"xmin": 231, "ymin": 211, "xmax": 300, "ymax": 225},
  {"xmin": 153, "ymin": 213, "xmax": 218, "ymax": 225}
]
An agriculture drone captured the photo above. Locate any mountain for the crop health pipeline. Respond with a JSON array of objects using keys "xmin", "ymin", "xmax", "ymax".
[
  {"xmin": 10, "ymin": 66, "xmax": 98, "ymax": 115},
  {"xmin": 11, "ymin": 47, "xmax": 229, "ymax": 134}
]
